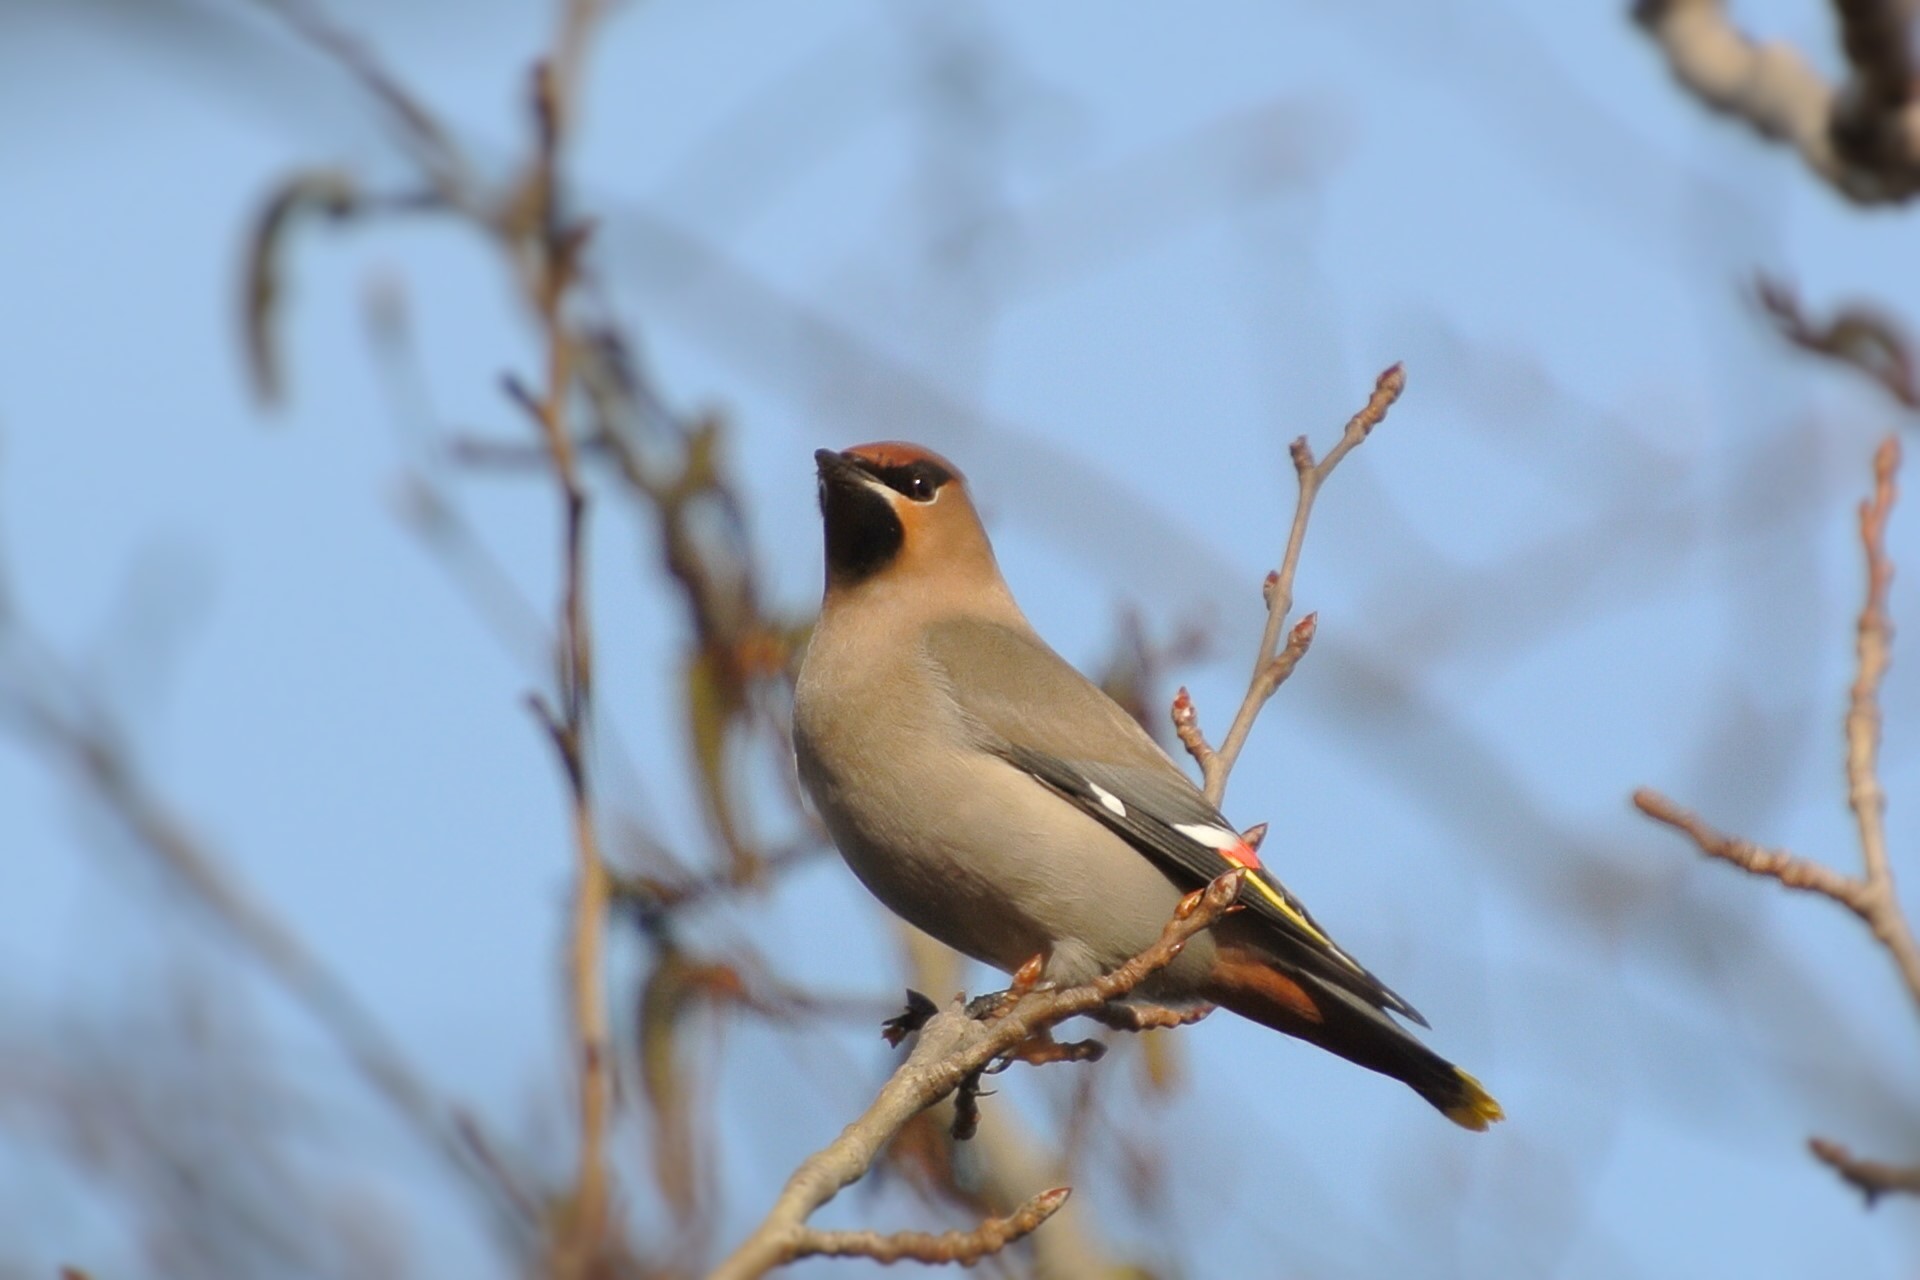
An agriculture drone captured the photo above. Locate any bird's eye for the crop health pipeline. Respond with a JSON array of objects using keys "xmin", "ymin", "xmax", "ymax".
[{"xmin": 875, "ymin": 459, "xmax": 951, "ymax": 502}]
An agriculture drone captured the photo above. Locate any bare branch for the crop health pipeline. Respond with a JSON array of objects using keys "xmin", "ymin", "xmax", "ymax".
[
  {"xmin": 1637, "ymin": 440, "xmax": 1920, "ymax": 1014},
  {"xmin": 791, "ymin": 1187, "xmax": 1070, "ymax": 1266},
  {"xmin": 1631, "ymin": 790, "xmax": 1871, "ymax": 906},
  {"xmin": 246, "ymin": 0, "xmax": 472, "ymax": 200},
  {"xmin": 1170, "ymin": 686, "xmax": 1217, "ymax": 778},
  {"xmin": 1635, "ymin": 436, "xmax": 1920, "ymax": 1198},
  {"xmin": 1843, "ymin": 437, "xmax": 1920, "ymax": 1004},
  {"xmin": 1810, "ymin": 1137, "xmax": 1920, "ymax": 1205},
  {"xmin": 1190, "ymin": 363, "xmax": 1402, "ymax": 806},
  {"xmin": 1756, "ymin": 275, "xmax": 1920, "ymax": 411},
  {"xmin": 1635, "ymin": 0, "xmax": 1920, "ymax": 203},
  {"xmin": 505, "ymin": 15, "xmax": 617, "ymax": 1268},
  {"xmin": 708, "ymin": 872, "xmax": 1245, "ymax": 1280}
]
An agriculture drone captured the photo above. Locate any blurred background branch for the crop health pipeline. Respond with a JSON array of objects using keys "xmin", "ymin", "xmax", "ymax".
[
  {"xmin": 5, "ymin": 1, "xmax": 1920, "ymax": 1277},
  {"xmin": 1635, "ymin": 0, "xmax": 1920, "ymax": 202},
  {"xmin": 0, "ymin": 610, "xmax": 541, "ymax": 1256}
]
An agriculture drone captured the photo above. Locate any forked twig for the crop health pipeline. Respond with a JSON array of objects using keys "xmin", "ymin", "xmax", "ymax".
[
  {"xmin": 1637, "ymin": 436, "xmax": 1920, "ymax": 1202},
  {"xmin": 1176, "ymin": 363, "xmax": 1405, "ymax": 805}
]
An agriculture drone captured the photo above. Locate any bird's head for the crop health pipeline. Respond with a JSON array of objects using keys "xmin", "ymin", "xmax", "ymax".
[{"xmin": 813, "ymin": 441, "xmax": 1001, "ymax": 597}]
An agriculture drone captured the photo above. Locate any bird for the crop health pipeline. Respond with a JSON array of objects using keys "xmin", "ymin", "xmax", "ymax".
[{"xmin": 791, "ymin": 441, "xmax": 1503, "ymax": 1130}]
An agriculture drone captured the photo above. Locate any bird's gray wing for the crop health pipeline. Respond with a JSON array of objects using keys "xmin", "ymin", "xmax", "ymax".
[{"xmin": 921, "ymin": 616, "xmax": 1427, "ymax": 1026}]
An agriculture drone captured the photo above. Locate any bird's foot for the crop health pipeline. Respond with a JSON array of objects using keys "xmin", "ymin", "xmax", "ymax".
[
  {"xmin": 1087, "ymin": 1000, "xmax": 1215, "ymax": 1032},
  {"xmin": 993, "ymin": 1026, "xmax": 1106, "ymax": 1069},
  {"xmin": 963, "ymin": 953, "xmax": 1054, "ymax": 1022}
]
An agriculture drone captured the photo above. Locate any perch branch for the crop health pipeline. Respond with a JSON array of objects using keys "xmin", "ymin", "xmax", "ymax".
[{"xmin": 707, "ymin": 871, "xmax": 1245, "ymax": 1280}]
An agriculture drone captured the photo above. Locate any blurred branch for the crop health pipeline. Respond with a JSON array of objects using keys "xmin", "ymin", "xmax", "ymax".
[
  {"xmin": 795, "ymin": 1187, "xmax": 1070, "ymax": 1266},
  {"xmin": 1635, "ymin": 435, "xmax": 1920, "ymax": 1196},
  {"xmin": 504, "ymin": 16, "xmax": 617, "ymax": 1271},
  {"xmin": 1095, "ymin": 608, "xmax": 1210, "ymax": 744},
  {"xmin": 240, "ymin": 0, "xmax": 832, "ymax": 1262},
  {"xmin": 1830, "ymin": 0, "xmax": 1920, "ymax": 172},
  {"xmin": 1757, "ymin": 275, "xmax": 1920, "ymax": 411},
  {"xmin": 1634, "ymin": 0, "xmax": 1920, "ymax": 203},
  {"xmin": 708, "ymin": 871, "xmax": 1246, "ymax": 1280},
  {"xmin": 1810, "ymin": 1136, "xmax": 1920, "ymax": 1205},
  {"xmin": 246, "ymin": 0, "xmax": 472, "ymax": 198},
  {"xmin": 241, "ymin": 169, "xmax": 356, "ymax": 405},
  {"xmin": 1177, "ymin": 363, "xmax": 1404, "ymax": 806},
  {"xmin": 0, "ymin": 637, "xmax": 539, "ymax": 1250}
]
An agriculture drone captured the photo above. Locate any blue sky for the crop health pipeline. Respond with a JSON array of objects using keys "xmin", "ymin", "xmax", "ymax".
[{"xmin": 4, "ymin": 2, "xmax": 1919, "ymax": 1276}]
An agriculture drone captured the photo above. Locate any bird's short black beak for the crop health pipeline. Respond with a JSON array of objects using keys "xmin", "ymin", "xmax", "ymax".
[{"xmin": 814, "ymin": 448, "xmax": 873, "ymax": 486}]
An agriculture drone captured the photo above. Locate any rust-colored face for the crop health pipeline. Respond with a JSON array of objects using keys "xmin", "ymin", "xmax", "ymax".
[{"xmin": 813, "ymin": 442, "xmax": 981, "ymax": 590}]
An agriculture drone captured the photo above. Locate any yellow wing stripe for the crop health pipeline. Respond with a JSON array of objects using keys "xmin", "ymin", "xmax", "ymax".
[{"xmin": 1220, "ymin": 849, "xmax": 1347, "ymax": 958}]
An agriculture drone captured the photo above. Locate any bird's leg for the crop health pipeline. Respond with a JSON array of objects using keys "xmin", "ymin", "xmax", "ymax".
[
  {"xmin": 963, "ymin": 952, "xmax": 1053, "ymax": 1022},
  {"xmin": 951, "ymin": 1068, "xmax": 987, "ymax": 1140},
  {"xmin": 948, "ymin": 1027, "xmax": 1106, "ymax": 1142}
]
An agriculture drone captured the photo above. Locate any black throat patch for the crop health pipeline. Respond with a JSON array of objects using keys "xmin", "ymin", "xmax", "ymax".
[{"xmin": 821, "ymin": 473, "xmax": 904, "ymax": 584}]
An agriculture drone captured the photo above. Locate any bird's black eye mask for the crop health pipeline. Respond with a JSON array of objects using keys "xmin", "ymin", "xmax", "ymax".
[{"xmin": 855, "ymin": 457, "xmax": 953, "ymax": 504}]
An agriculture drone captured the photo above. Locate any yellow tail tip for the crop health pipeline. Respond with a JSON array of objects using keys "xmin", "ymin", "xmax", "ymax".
[{"xmin": 1443, "ymin": 1068, "xmax": 1505, "ymax": 1131}]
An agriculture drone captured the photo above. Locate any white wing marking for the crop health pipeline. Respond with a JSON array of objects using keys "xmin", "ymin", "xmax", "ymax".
[{"xmin": 1173, "ymin": 821, "xmax": 1242, "ymax": 851}]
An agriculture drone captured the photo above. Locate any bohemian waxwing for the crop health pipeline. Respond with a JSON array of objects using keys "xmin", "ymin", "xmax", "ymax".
[{"xmin": 792, "ymin": 442, "xmax": 1502, "ymax": 1130}]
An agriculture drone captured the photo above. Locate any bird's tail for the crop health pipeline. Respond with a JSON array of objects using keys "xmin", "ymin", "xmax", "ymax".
[{"xmin": 1201, "ymin": 946, "xmax": 1504, "ymax": 1131}]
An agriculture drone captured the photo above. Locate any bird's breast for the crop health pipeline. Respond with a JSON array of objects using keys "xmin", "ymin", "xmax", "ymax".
[{"xmin": 791, "ymin": 619, "xmax": 1215, "ymax": 994}]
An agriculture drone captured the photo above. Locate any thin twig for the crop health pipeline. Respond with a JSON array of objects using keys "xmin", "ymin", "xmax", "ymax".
[
  {"xmin": 525, "ymin": 292, "xmax": 614, "ymax": 1276},
  {"xmin": 1843, "ymin": 437, "xmax": 1917, "ymax": 1009},
  {"xmin": 1183, "ymin": 364, "xmax": 1404, "ymax": 806},
  {"xmin": 1637, "ymin": 438, "xmax": 1920, "ymax": 1014},
  {"xmin": 707, "ymin": 872, "xmax": 1245, "ymax": 1280},
  {"xmin": 1630, "ymin": 791, "xmax": 1870, "ymax": 904},
  {"xmin": 1809, "ymin": 1137, "xmax": 1920, "ymax": 1206},
  {"xmin": 1755, "ymin": 275, "xmax": 1920, "ymax": 411},
  {"xmin": 247, "ymin": 0, "xmax": 471, "ymax": 201},
  {"xmin": 1635, "ymin": 436, "xmax": 1920, "ymax": 1197},
  {"xmin": 791, "ymin": 1187, "xmax": 1070, "ymax": 1266},
  {"xmin": 511, "ymin": 30, "xmax": 614, "ymax": 1269}
]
